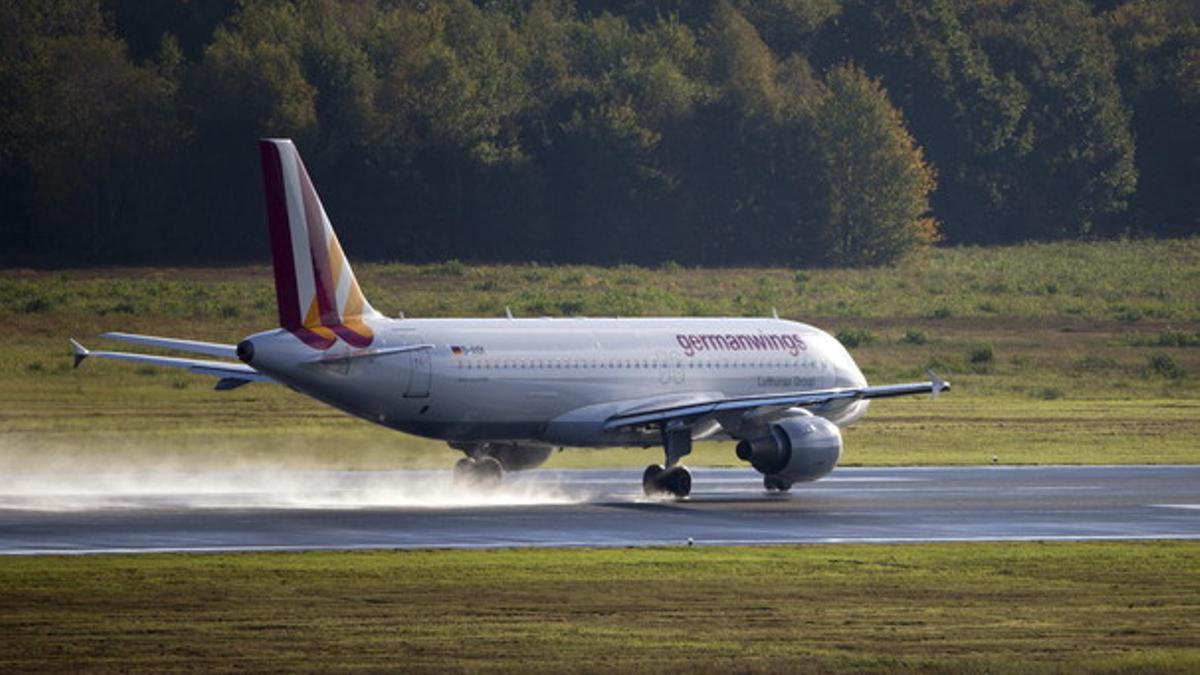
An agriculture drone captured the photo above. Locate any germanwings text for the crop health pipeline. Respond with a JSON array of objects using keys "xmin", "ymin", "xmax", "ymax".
[{"xmin": 675, "ymin": 333, "xmax": 807, "ymax": 357}]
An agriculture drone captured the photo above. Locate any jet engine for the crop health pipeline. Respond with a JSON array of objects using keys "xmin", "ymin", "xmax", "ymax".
[{"xmin": 735, "ymin": 412, "xmax": 842, "ymax": 486}]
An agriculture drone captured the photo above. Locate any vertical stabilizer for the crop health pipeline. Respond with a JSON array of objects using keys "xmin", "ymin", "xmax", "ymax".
[{"xmin": 259, "ymin": 139, "xmax": 377, "ymax": 349}]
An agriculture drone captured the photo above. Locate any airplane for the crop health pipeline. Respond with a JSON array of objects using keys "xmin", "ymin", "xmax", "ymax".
[{"xmin": 70, "ymin": 139, "xmax": 949, "ymax": 498}]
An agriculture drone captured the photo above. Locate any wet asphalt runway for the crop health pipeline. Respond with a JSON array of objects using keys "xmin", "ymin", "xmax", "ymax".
[{"xmin": 1, "ymin": 466, "xmax": 1197, "ymax": 554}]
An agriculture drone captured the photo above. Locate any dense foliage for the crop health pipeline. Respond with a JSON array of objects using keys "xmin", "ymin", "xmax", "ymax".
[{"xmin": 1, "ymin": 0, "xmax": 1195, "ymax": 267}]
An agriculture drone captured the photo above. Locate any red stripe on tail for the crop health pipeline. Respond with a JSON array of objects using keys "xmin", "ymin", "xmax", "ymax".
[{"xmin": 259, "ymin": 141, "xmax": 302, "ymax": 330}]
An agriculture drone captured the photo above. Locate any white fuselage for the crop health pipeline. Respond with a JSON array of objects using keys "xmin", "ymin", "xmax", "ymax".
[{"xmin": 244, "ymin": 317, "xmax": 870, "ymax": 449}]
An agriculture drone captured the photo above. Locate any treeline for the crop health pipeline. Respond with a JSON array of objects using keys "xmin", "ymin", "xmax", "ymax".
[{"xmin": 1, "ymin": 0, "xmax": 1196, "ymax": 267}]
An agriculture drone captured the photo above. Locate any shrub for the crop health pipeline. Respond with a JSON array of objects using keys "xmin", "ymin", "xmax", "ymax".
[
  {"xmin": 1147, "ymin": 353, "xmax": 1186, "ymax": 379},
  {"xmin": 1114, "ymin": 306, "xmax": 1142, "ymax": 323},
  {"xmin": 1156, "ymin": 329, "xmax": 1200, "ymax": 347},
  {"xmin": 1073, "ymin": 355, "xmax": 1118, "ymax": 373},
  {"xmin": 98, "ymin": 300, "xmax": 138, "ymax": 315},
  {"xmin": 899, "ymin": 329, "xmax": 928, "ymax": 345},
  {"xmin": 422, "ymin": 259, "xmax": 468, "ymax": 276},
  {"xmin": 929, "ymin": 307, "xmax": 953, "ymax": 319},
  {"xmin": 21, "ymin": 296, "xmax": 53, "ymax": 313},
  {"xmin": 558, "ymin": 300, "xmax": 585, "ymax": 315},
  {"xmin": 836, "ymin": 328, "xmax": 877, "ymax": 348},
  {"xmin": 1033, "ymin": 386, "xmax": 1064, "ymax": 400},
  {"xmin": 969, "ymin": 345, "xmax": 994, "ymax": 365}
]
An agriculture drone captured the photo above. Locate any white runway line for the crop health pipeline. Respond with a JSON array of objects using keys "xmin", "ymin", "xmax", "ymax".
[{"xmin": 1149, "ymin": 504, "xmax": 1200, "ymax": 510}]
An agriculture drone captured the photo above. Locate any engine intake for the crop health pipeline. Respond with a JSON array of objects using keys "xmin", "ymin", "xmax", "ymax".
[{"xmin": 736, "ymin": 414, "xmax": 843, "ymax": 483}]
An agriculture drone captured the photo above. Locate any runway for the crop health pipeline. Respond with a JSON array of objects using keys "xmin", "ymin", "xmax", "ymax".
[{"xmin": 1, "ymin": 466, "xmax": 1197, "ymax": 554}]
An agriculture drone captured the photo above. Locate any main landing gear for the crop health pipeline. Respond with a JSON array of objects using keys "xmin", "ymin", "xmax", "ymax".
[
  {"xmin": 453, "ymin": 456, "xmax": 503, "ymax": 488},
  {"xmin": 763, "ymin": 475, "xmax": 793, "ymax": 493},
  {"xmin": 642, "ymin": 424, "xmax": 693, "ymax": 498}
]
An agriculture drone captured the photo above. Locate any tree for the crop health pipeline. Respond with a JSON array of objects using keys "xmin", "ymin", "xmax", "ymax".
[
  {"xmin": 819, "ymin": 0, "xmax": 1028, "ymax": 243},
  {"xmin": 810, "ymin": 65, "xmax": 937, "ymax": 266},
  {"xmin": 179, "ymin": 2, "xmax": 317, "ymax": 259},
  {"xmin": 961, "ymin": 0, "xmax": 1137, "ymax": 240},
  {"xmin": 1105, "ymin": 0, "xmax": 1200, "ymax": 235},
  {"xmin": 1, "ymin": 0, "xmax": 181, "ymax": 262}
]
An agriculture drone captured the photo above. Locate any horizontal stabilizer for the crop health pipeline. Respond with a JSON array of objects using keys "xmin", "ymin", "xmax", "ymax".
[
  {"xmin": 68, "ymin": 340, "xmax": 273, "ymax": 387},
  {"xmin": 100, "ymin": 332, "xmax": 237, "ymax": 359}
]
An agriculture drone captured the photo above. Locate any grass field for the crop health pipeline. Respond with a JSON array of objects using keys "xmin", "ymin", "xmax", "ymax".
[
  {"xmin": 2, "ymin": 238, "xmax": 1198, "ymax": 469},
  {"xmin": 3, "ymin": 242, "xmax": 1199, "ymax": 675},
  {"xmin": 0, "ymin": 542, "xmax": 1197, "ymax": 673}
]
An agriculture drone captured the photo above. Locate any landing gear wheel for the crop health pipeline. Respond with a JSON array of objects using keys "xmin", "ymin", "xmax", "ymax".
[
  {"xmin": 453, "ymin": 456, "xmax": 504, "ymax": 488},
  {"xmin": 642, "ymin": 464, "xmax": 692, "ymax": 498},
  {"xmin": 473, "ymin": 456, "xmax": 503, "ymax": 486},
  {"xmin": 642, "ymin": 464, "xmax": 664, "ymax": 494},
  {"xmin": 453, "ymin": 458, "xmax": 474, "ymax": 479},
  {"xmin": 763, "ymin": 475, "xmax": 792, "ymax": 493}
]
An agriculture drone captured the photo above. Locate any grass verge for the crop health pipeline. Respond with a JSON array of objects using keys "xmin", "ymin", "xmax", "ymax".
[{"xmin": 0, "ymin": 542, "xmax": 1197, "ymax": 673}]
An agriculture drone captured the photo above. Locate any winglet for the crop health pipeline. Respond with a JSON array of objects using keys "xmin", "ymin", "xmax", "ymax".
[
  {"xmin": 927, "ymin": 370, "xmax": 950, "ymax": 400},
  {"xmin": 69, "ymin": 338, "xmax": 89, "ymax": 369}
]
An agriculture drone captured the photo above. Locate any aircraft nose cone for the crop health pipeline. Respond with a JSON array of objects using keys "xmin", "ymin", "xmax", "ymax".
[{"xmin": 236, "ymin": 340, "xmax": 255, "ymax": 364}]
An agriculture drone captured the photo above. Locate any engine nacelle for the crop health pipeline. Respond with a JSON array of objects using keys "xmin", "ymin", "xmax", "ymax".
[{"xmin": 735, "ymin": 414, "xmax": 842, "ymax": 483}]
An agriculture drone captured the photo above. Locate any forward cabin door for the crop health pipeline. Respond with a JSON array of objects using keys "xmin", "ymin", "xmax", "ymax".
[{"xmin": 405, "ymin": 336, "xmax": 431, "ymax": 398}]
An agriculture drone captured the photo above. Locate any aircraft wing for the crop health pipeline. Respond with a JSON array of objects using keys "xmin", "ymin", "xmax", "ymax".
[
  {"xmin": 70, "ymin": 338, "xmax": 272, "ymax": 390},
  {"xmin": 602, "ymin": 372, "xmax": 949, "ymax": 431}
]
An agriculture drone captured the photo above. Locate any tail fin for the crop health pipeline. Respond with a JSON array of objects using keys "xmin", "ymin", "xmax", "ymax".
[{"xmin": 258, "ymin": 139, "xmax": 377, "ymax": 349}]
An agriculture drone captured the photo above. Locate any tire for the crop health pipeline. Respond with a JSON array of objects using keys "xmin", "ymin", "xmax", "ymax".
[
  {"xmin": 452, "ymin": 458, "xmax": 475, "ymax": 483},
  {"xmin": 660, "ymin": 465, "xmax": 692, "ymax": 498},
  {"xmin": 473, "ymin": 456, "xmax": 504, "ymax": 487},
  {"xmin": 644, "ymin": 464, "xmax": 691, "ymax": 498},
  {"xmin": 642, "ymin": 464, "xmax": 665, "ymax": 496}
]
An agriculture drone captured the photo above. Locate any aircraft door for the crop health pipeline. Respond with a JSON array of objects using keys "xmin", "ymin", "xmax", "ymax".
[{"xmin": 404, "ymin": 337, "xmax": 431, "ymax": 398}]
